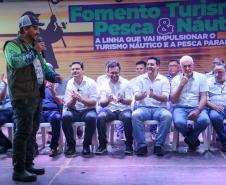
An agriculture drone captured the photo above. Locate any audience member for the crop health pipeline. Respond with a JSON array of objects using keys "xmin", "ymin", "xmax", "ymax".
[
  {"xmin": 166, "ymin": 59, "xmax": 181, "ymax": 82},
  {"xmin": 95, "ymin": 60, "xmax": 133, "ymax": 155},
  {"xmin": 62, "ymin": 61, "xmax": 98, "ymax": 156},
  {"xmin": 40, "ymin": 63, "xmax": 63, "ymax": 157},
  {"xmin": 206, "ymin": 58, "xmax": 224, "ymax": 79},
  {"xmin": 171, "ymin": 55, "xmax": 210, "ymax": 151},
  {"xmin": 132, "ymin": 57, "xmax": 172, "ymax": 156},
  {"xmin": 0, "ymin": 73, "xmax": 13, "ymax": 154},
  {"xmin": 207, "ymin": 63, "xmax": 226, "ymax": 152}
]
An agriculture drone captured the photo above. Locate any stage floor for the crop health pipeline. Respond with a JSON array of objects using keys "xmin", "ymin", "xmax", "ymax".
[{"xmin": 1, "ymin": 137, "xmax": 226, "ymax": 185}]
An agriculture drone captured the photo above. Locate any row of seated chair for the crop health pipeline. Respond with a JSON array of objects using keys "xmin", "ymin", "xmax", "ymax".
[{"xmin": 1, "ymin": 119, "xmax": 226, "ymax": 153}]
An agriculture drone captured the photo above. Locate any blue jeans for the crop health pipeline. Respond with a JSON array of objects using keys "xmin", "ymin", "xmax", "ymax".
[
  {"xmin": 209, "ymin": 108, "xmax": 226, "ymax": 145},
  {"xmin": 132, "ymin": 107, "xmax": 172, "ymax": 149},
  {"xmin": 0, "ymin": 109, "xmax": 14, "ymax": 148},
  {"xmin": 173, "ymin": 108, "xmax": 210, "ymax": 145},
  {"xmin": 40, "ymin": 110, "xmax": 62, "ymax": 150}
]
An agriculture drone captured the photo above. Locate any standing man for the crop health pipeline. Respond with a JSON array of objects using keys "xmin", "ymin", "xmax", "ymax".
[
  {"xmin": 95, "ymin": 60, "xmax": 133, "ymax": 155},
  {"xmin": 22, "ymin": 11, "xmax": 64, "ymax": 68},
  {"xmin": 3, "ymin": 15, "xmax": 62, "ymax": 182},
  {"xmin": 132, "ymin": 57, "xmax": 172, "ymax": 156},
  {"xmin": 207, "ymin": 63, "xmax": 226, "ymax": 152},
  {"xmin": 171, "ymin": 55, "xmax": 210, "ymax": 151},
  {"xmin": 62, "ymin": 61, "xmax": 98, "ymax": 156}
]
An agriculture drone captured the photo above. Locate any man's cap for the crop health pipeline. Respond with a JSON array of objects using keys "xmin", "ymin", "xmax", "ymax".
[
  {"xmin": 19, "ymin": 15, "xmax": 44, "ymax": 28},
  {"xmin": 22, "ymin": 11, "xmax": 40, "ymax": 17}
]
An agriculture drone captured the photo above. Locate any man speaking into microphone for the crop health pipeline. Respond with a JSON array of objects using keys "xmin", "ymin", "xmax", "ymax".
[{"xmin": 3, "ymin": 14, "xmax": 62, "ymax": 182}]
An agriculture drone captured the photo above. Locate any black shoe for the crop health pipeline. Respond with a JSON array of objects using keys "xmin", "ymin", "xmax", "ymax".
[
  {"xmin": 64, "ymin": 147, "xmax": 76, "ymax": 156},
  {"xmin": 153, "ymin": 146, "xmax": 164, "ymax": 156},
  {"xmin": 125, "ymin": 145, "xmax": 133, "ymax": 155},
  {"xmin": 184, "ymin": 138, "xmax": 200, "ymax": 151},
  {"xmin": 26, "ymin": 165, "xmax": 45, "ymax": 175},
  {"xmin": 136, "ymin": 146, "xmax": 148, "ymax": 156},
  {"xmin": 221, "ymin": 143, "xmax": 226, "ymax": 152},
  {"xmin": 0, "ymin": 147, "xmax": 7, "ymax": 154},
  {"xmin": 12, "ymin": 170, "xmax": 37, "ymax": 182},
  {"xmin": 0, "ymin": 143, "xmax": 12, "ymax": 154},
  {"xmin": 82, "ymin": 146, "xmax": 91, "ymax": 155},
  {"xmin": 49, "ymin": 149, "xmax": 58, "ymax": 157},
  {"xmin": 95, "ymin": 145, "xmax": 107, "ymax": 155}
]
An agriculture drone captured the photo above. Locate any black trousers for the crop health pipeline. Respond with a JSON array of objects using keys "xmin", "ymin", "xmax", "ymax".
[
  {"xmin": 97, "ymin": 109, "xmax": 133, "ymax": 147},
  {"xmin": 62, "ymin": 108, "xmax": 96, "ymax": 148},
  {"xmin": 11, "ymin": 97, "xmax": 42, "ymax": 172}
]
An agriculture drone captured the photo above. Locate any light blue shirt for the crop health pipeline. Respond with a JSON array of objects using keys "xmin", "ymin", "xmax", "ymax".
[
  {"xmin": 171, "ymin": 71, "xmax": 208, "ymax": 107},
  {"xmin": 33, "ymin": 57, "xmax": 44, "ymax": 87},
  {"xmin": 207, "ymin": 77, "xmax": 226, "ymax": 107},
  {"xmin": 0, "ymin": 82, "xmax": 12, "ymax": 110}
]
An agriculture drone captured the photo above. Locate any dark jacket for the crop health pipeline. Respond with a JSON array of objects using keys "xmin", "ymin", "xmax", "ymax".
[{"xmin": 3, "ymin": 36, "xmax": 59, "ymax": 100}]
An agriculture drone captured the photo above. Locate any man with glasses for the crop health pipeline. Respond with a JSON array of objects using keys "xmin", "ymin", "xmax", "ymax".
[
  {"xmin": 95, "ymin": 60, "xmax": 133, "ymax": 155},
  {"xmin": 207, "ymin": 63, "xmax": 226, "ymax": 152},
  {"xmin": 166, "ymin": 59, "xmax": 181, "ymax": 82}
]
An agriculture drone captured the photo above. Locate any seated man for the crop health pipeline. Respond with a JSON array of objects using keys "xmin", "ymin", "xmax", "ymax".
[
  {"xmin": 40, "ymin": 63, "xmax": 63, "ymax": 157},
  {"xmin": 62, "ymin": 61, "xmax": 98, "ymax": 156},
  {"xmin": 0, "ymin": 73, "xmax": 13, "ymax": 154},
  {"xmin": 95, "ymin": 60, "xmax": 133, "ymax": 155},
  {"xmin": 207, "ymin": 63, "xmax": 226, "ymax": 152},
  {"xmin": 171, "ymin": 55, "xmax": 210, "ymax": 151},
  {"xmin": 132, "ymin": 57, "xmax": 172, "ymax": 156},
  {"xmin": 206, "ymin": 58, "xmax": 224, "ymax": 79}
]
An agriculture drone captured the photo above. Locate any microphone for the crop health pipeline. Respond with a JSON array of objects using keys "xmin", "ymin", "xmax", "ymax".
[{"xmin": 36, "ymin": 36, "xmax": 45, "ymax": 58}]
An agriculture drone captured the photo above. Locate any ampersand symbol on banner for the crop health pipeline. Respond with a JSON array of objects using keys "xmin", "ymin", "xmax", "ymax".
[{"xmin": 157, "ymin": 18, "xmax": 174, "ymax": 35}]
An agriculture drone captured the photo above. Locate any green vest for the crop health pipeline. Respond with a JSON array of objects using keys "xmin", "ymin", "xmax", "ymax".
[{"xmin": 3, "ymin": 37, "xmax": 45, "ymax": 101}]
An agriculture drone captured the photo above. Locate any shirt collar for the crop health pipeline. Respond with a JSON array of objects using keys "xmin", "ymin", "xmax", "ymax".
[
  {"xmin": 179, "ymin": 72, "xmax": 195, "ymax": 80},
  {"xmin": 73, "ymin": 75, "xmax": 87, "ymax": 86},
  {"xmin": 144, "ymin": 72, "xmax": 161, "ymax": 81}
]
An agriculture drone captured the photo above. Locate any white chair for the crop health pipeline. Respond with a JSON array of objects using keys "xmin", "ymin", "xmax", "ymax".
[
  {"xmin": 143, "ymin": 120, "xmax": 170, "ymax": 144},
  {"xmin": 72, "ymin": 122, "xmax": 98, "ymax": 151},
  {"xmin": 107, "ymin": 119, "xmax": 170, "ymax": 146},
  {"xmin": 2, "ymin": 122, "xmax": 14, "ymax": 142},
  {"xmin": 39, "ymin": 122, "xmax": 64, "ymax": 152},
  {"xmin": 107, "ymin": 120, "xmax": 123, "ymax": 145},
  {"xmin": 172, "ymin": 120, "xmax": 209, "ymax": 151}
]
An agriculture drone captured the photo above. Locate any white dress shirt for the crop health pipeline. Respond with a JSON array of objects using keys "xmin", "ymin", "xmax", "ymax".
[
  {"xmin": 64, "ymin": 76, "xmax": 98, "ymax": 110},
  {"xmin": 133, "ymin": 73, "xmax": 170, "ymax": 108},
  {"xmin": 99, "ymin": 76, "xmax": 132, "ymax": 111}
]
